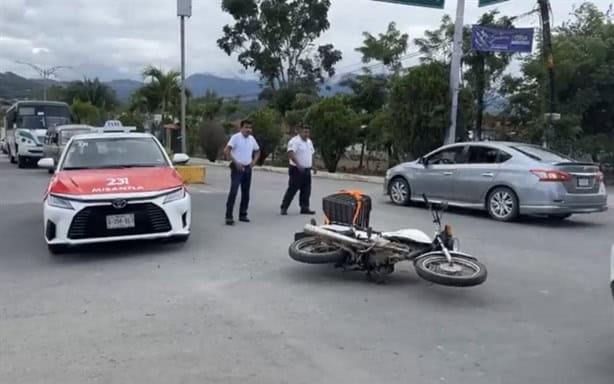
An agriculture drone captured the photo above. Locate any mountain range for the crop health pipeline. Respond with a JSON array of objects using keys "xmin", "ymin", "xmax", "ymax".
[
  {"xmin": 0, "ymin": 72, "xmax": 349, "ymax": 103},
  {"xmin": 0, "ymin": 71, "xmax": 506, "ymax": 114}
]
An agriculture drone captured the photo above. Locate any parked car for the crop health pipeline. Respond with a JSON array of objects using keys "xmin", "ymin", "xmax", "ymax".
[
  {"xmin": 43, "ymin": 124, "xmax": 96, "ymax": 170},
  {"xmin": 384, "ymin": 141, "xmax": 608, "ymax": 221}
]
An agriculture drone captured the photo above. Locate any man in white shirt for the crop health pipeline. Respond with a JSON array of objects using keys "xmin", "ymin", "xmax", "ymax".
[
  {"xmin": 224, "ymin": 119, "xmax": 260, "ymax": 225},
  {"xmin": 280, "ymin": 126, "xmax": 316, "ymax": 215}
]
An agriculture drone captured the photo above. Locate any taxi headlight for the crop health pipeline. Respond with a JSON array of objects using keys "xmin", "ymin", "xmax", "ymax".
[
  {"xmin": 47, "ymin": 195, "xmax": 74, "ymax": 210},
  {"xmin": 163, "ymin": 187, "xmax": 186, "ymax": 204}
]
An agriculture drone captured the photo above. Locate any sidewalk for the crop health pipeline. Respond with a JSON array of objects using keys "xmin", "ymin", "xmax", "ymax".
[{"xmin": 190, "ymin": 158, "xmax": 385, "ymax": 185}]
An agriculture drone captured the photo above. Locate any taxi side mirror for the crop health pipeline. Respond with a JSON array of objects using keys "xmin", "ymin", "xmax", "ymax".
[
  {"xmin": 172, "ymin": 153, "xmax": 190, "ymax": 165},
  {"xmin": 38, "ymin": 157, "xmax": 55, "ymax": 169}
]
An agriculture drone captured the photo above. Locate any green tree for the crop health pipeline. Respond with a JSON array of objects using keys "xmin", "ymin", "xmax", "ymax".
[
  {"xmin": 415, "ymin": 11, "xmax": 514, "ymax": 140},
  {"xmin": 200, "ymin": 119, "xmax": 227, "ymax": 161},
  {"xmin": 387, "ymin": 62, "xmax": 450, "ymax": 160},
  {"xmin": 118, "ymin": 112, "xmax": 145, "ymax": 132},
  {"xmin": 355, "ymin": 21, "xmax": 409, "ymax": 74},
  {"xmin": 131, "ymin": 66, "xmax": 183, "ymax": 122},
  {"xmin": 304, "ymin": 97, "xmax": 359, "ymax": 172},
  {"xmin": 64, "ymin": 78, "xmax": 119, "ymax": 112},
  {"xmin": 249, "ymin": 107, "xmax": 283, "ymax": 164},
  {"xmin": 70, "ymin": 99, "xmax": 100, "ymax": 125},
  {"xmin": 501, "ymin": 2, "xmax": 614, "ymax": 159},
  {"xmin": 341, "ymin": 22, "xmax": 408, "ymax": 168},
  {"xmin": 192, "ymin": 90, "xmax": 225, "ymax": 120},
  {"xmin": 218, "ymin": 0, "xmax": 342, "ymax": 92}
]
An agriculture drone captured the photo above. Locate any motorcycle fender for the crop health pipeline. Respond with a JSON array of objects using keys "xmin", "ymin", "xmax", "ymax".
[
  {"xmin": 414, "ymin": 250, "xmax": 478, "ymax": 262},
  {"xmin": 294, "ymin": 231, "xmax": 311, "ymax": 241}
]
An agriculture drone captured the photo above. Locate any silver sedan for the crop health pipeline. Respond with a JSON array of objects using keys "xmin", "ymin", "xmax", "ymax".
[{"xmin": 384, "ymin": 141, "xmax": 608, "ymax": 221}]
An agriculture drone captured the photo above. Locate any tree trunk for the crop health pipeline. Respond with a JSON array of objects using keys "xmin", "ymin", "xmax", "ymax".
[
  {"xmin": 475, "ymin": 52, "xmax": 486, "ymax": 141},
  {"xmin": 358, "ymin": 141, "xmax": 366, "ymax": 169}
]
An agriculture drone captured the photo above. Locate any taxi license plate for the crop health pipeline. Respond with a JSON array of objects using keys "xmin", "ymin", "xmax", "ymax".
[
  {"xmin": 577, "ymin": 177, "xmax": 591, "ymax": 187},
  {"xmin": 106, "ymin": 214, "xmax": 135, "ymax": 229}
]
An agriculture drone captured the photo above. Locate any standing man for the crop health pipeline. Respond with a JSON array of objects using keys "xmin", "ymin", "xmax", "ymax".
[
  {"xmin": 224, "ymin": 119, "xmax": 260, "ymax": 225},
  {"xmin": 280, "ymin": 126, "xmax": 316, "ymax": 215}
]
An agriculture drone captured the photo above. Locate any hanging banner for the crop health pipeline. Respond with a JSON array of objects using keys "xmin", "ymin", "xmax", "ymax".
[
  {"xmin": 471, "ymin": 26, "xmax": 534, "ymax": 53},
  {"xmin": 372, "ymin": 0, "xmax": 444, "ymax": 9}
]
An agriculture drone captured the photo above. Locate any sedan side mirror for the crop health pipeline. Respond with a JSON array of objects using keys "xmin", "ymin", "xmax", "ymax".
[
  {"xmin": 172, "ymin": 153, "xmax": 190, "ymax": 165},
  {"xmin": 419, "ymin": 157, "xmax": 428, "ymax": 166},
  {"xmin": 38, "ymin": 157, "xmax": 55, "ymax": 170}
]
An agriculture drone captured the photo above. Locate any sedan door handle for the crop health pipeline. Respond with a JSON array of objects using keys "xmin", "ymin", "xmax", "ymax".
[
  {"xmin": 443, "ymin": 171, "xmax": 454, "ymax": 176},
  {"xmin": 482, "ymin": 172, "xmax": 494, "ymax": 178}
]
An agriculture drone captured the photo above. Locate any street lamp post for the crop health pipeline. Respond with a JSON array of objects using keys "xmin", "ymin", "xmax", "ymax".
[
  {"xmin": 445, "ymin": 0, "xmax": 466, "ymax": 145},
  {"xmin": 177, "ymin": 0, "xmax": 192, "ymax": 155},
  {"xmin": 14, "ymin": 61, "xmax": 71, "ymax": 100}
]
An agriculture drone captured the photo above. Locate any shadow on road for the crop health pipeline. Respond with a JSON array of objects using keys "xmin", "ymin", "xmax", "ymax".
[
  {"xmin": 385, "ymin": 201, "xmax": 606, "ymax": 229},
  {"xmin": 49, "ymin": 240, "xmax": 188, "ymax": 264}
]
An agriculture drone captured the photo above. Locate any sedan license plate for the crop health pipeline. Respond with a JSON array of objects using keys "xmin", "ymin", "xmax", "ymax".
[
  {"xmin": 106, "ymin": 214, "xmax": 135, "ymax": 229},
  {"xmin": 577, "ymin": 177, "xmax": 591, "ymax": 188}
]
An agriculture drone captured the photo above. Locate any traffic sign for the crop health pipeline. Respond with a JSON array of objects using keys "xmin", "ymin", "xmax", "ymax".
[
  {"xmin": 479, "ymin": 0, "xmax": 509, "ymax": 6},
  {"xmin": 372, "ymin": 0, "xmax": 444, "ymax": 9}
]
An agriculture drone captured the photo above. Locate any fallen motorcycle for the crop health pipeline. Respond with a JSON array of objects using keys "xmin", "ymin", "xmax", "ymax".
[{"xmin": 289, "ymin": 191, "xmax": 487, "ymax": 286}]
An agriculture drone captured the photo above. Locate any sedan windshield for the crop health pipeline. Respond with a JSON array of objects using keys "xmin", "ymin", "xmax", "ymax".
[{"xmin": 61, "ymin": 137, "xmax": 169, "ymax": 170}]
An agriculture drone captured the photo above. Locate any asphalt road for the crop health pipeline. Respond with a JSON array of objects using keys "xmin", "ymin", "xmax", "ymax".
[{"xmin": 1, "ymin": 157, "xmax": 614, "ymax": 384}]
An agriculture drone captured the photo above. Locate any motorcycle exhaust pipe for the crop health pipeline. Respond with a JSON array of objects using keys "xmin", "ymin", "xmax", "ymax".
[{"xmin": 303, "ymin": 224, "xmax": 367, "ymax": 247}]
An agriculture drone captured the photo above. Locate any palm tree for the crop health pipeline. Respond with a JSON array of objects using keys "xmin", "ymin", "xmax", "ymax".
[
  {"xmin": 135, "ymin": 66, "xmax": 183, "ymax": 123},
  {"xmin": 65, "ymin": 78, "xmax": 118, "ymax": 111}
]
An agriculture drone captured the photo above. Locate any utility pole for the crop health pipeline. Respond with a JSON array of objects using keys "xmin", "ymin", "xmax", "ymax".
[
  {"xmin": 177, "ymin": 0, "xmax": 192, "ymax": 155},
  {"xmin": 446, "ymin": 0, "xmax": 466, "ymax": 145},
  {"xmin": 14, "ymin": 61, "xmax": 71, "ymax": 100},
  {"xmin": 538, "ymin": 0, "xmax": 556, "ymax": 148}
]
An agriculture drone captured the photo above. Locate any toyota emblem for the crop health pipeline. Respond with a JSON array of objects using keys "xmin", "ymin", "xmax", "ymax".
[{"xmin": 112, "ymin": 199, "xmax": 127, "ymax": 209}]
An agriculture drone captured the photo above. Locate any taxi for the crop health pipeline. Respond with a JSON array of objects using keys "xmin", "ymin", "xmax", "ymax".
[{"xmin": 38, "ymin": 132, "xmax": 191, "ymax": 254}]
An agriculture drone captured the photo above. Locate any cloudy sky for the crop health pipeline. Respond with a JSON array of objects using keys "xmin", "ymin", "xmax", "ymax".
[{"xmin": 0, "ymin": 0, "xmax": 611, "ymax": 81}]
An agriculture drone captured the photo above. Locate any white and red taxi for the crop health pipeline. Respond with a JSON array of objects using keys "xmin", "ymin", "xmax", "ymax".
[{"xmin": 39, "ymin": 132, "xmax": 191, "ymax": 253}]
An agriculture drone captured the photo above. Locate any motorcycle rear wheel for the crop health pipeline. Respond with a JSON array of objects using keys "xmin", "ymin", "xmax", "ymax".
[
  {"xmin": 288, "ymin": 237, "xmax": 346, "ymax": 264},
  {"xmin": 414, "ymin": 252, "xmax": 487, "ymax": 287}
]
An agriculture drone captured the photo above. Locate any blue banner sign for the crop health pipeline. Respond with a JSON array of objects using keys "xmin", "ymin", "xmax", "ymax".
[{"xmin": 471, "ymin": 26, "xmax": 534, "ymax": 53}]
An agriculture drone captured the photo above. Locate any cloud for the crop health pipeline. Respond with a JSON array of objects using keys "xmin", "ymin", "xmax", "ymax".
[{"xmin": 0, "ymin": 0, "xmax": 610, "ymax": 81}]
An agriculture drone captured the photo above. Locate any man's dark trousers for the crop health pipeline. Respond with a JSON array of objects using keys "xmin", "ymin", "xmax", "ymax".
[
  {"xmin": 225, "ymin": 165, "xmax": 252, "ymax": 219},
  {"xmin": 281, "ymin": 165, "xmax": 311, "ymax": 211}
]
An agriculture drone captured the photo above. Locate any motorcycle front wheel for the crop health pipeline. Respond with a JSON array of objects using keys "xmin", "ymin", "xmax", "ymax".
[
  {"xmin": 288, "ymin": 237, "xmax": 346, "ymax": 264},
  {"xmin": 414, "ymin": 252, "xmax": 487, "ymax": 287}
]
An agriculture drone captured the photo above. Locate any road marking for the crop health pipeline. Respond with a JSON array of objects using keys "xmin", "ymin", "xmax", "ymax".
[{"xmin": 188, "ymin": 186, "xmax": 226, "ymax": 195}]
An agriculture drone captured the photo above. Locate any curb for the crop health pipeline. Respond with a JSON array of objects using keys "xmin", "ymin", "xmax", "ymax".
[{"xmin": 190, "ymin": 158, "xmax": 384, "ymax": 184}]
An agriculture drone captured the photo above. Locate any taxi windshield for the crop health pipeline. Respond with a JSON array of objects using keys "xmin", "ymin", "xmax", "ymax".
[{"xmin": 61, "ymin": 137, "xmax": 169, "ymax": 170}]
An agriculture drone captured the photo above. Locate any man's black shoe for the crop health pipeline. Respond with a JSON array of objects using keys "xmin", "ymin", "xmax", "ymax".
[
  {"xmin": 280, "ymin": 208, "xmax": 288, "ymax": 215},
  {"xmin": 239, "ymin": 216, "xmax": 251, "ymax": 223},
  {"xmin": 225, "ymin": 218, "xmax": 235, "ymax": 226},
  {"xmin": 300, "ymin": 209, "xmax": 316, "ymax": 215}
]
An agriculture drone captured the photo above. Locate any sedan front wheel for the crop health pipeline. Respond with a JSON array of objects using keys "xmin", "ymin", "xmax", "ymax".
[
  {"xmin": 389, "ymin": 177, "xmax": 411, "ymax": 206},
  {"xmin": 487, "ymin": 187, "xmax": 519, "ymax": 222}
]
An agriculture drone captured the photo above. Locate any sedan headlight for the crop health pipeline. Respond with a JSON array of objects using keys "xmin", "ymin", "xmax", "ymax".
[
  {"xmin": 163, "ymin": 187, "xmax": 186, "ymax": 204},
  {"xmin": 386, "ymin": 169, "xmax": 392, "ymax": 178},
  {"xmin": 47, "ymin": 194, "xmax": 74, "ymax": 210}
]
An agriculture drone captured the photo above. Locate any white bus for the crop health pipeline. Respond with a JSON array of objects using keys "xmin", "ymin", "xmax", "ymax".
[{"xmin": 4, "ymin": 100, "xmax": 72, "ymax": 168}]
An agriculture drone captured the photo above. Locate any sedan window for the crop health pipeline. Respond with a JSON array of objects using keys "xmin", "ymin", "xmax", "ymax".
[
  {"xmin": 427, "ymin": 146, "xmax": 466, "ymax": 165},
  {"xmin": 467, "ymin": 146, "xmax": 499, "ymax": 164}
]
